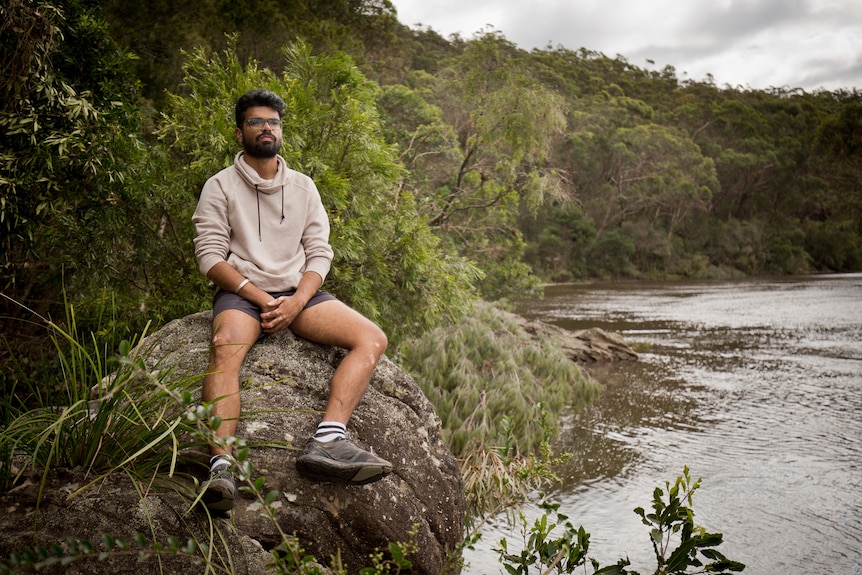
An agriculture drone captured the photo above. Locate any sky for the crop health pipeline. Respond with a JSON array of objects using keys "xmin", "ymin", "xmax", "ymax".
[{"xmin": 389, "ymin": 0, "xmax": 862, "ymax": 92}]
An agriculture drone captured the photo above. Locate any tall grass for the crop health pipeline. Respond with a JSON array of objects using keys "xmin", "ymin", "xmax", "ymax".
[
  {"xmin": 400, "ymin": 300, "xmax": 599, "ymax": 458},
  {"xmin": 0, "ymin": 295, "xmax": 206, "ymax": 497},
  {"xmin": 398, "ymin": 300, "xmax": 601, "ymax": 523}
]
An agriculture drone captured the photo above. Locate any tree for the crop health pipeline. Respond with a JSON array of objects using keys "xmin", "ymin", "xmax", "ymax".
[
  {"xmin": 381, "ymin": 33, "xmax": 570, "ymax": 299},
  {"xmin": 1, "ymin": 0, "xmax": 144, "ymax": 332},
  {"xmin": 579, "ymin": 120, "xmax": 716, "ymax": 245}
]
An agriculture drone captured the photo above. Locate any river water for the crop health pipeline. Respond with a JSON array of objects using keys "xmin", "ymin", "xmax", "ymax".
[{"xmin": 463, "ymin": 274, "xmax": 862, "ymax": 575}]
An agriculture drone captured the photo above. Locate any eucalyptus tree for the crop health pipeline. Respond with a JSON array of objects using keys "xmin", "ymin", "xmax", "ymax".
[
  {"xmin": 564, "ymin": 91, "xmax": 717, "ymax": 272},
  {"xmin": 381, "ymin": 33, "xmax": 570, "ymax": 299}
]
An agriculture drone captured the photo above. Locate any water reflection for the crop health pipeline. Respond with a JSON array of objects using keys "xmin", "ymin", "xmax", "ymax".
[{"xmin": 463, "ymin": 274, "xmax": 862, "ymax": 575}]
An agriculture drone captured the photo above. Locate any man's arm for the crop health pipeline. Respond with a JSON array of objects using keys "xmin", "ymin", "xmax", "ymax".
[{"xmin": 206, "ymin": 261, "xmax": 272, "ymax": 310}]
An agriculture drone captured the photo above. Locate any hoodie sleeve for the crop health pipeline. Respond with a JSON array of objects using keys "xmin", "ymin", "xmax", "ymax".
[
  {"xmin": 192, "ymin": 176, "xmax": 232, "ymax": 277},
  {"xmin": 300, "ymin": 182, "xmax": 334, "ymax": 283}
]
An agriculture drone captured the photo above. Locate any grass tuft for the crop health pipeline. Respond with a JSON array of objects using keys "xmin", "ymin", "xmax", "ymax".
[{"xmin": 400, "ymin": 301, "xmax": 599, "ymax": 459}]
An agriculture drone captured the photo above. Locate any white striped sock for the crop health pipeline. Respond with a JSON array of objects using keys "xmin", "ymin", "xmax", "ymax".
[
  {"xmin": 314, "ymin": 421, "xmax": 347, "ymax": 443},
  {"xmin": 210, "ymin": 454, "xmax": 232, "ymax": 471}
]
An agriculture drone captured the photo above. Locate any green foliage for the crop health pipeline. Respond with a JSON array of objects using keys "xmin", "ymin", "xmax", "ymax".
[
  {"xmin": 634, "ymin": 467, "xmax": 745, "ymax": 574},
  {"xmin": 0, "ymin": 0, "xmax": 140, "ymax": 255},
  {"xmin": 399, "ymin": 300, "xmax": 599, "ymax": 524},
  {"xmin": 493, "ymin": 468, "xmax": 744, "ymax": 575},
  {"xmin": 99, "ymin": 0, "xmax": 405, "ymax": 107},
  {"xmin": 358, "ymin": 530, "xmax": 417, "ymax": 575},
  {"xmin": 0, "ymin": 295, "xmax": 204, "ymax": 495},
  {"xmin": 379, "ymin": 33, "xmax": 570, "ymax": 299},
  {"xmin": 400, "ymin": 301, "xmax": 599, "ymax": 460},
  {"xmin": 0, "ymin": 0, "xmax": 207, "ymax": 379},
  {"xmin": 521, "ymin": 203, "xmax": 596, "ymax": 282},
  {"xmin": 0, "ymin": 0, "xmax": 143, "ymax": 307},
  {"xmin": 763, "ymin": 220, "xmax": 812, "ymax": 274},
  {"xmin": 587, "ymin": 231, "xmax": 637, "ymax": 278},
  {"xmin": 459, "ymin": 409, "xmax": 572, "ymax": 530},
  {"xmin": 495, "ymin": 501, "xmax": 592, "ymax": 575}
]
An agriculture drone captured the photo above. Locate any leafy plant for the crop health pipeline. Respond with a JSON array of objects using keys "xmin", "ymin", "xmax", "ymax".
[
  {"xmin": 492, "ymin": 467, "xmax": 744, "ymax": 575},
  {"xmin": 634, "ymin": 467, "xmax": 744, "ymax": 575},
  {"xmin": 495, "ymin": 501, "xmax": 594, "ymax": 575},
  {"xmin": 0, "ymin": 295, "xmax": 205, "ymax": 502}
]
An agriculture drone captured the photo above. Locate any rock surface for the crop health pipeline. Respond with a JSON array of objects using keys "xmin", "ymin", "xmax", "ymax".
[
  {"xmin": 511, "ymin": 315, "xmax": 639, "ymax": 363},
  {"xmin": 0, "ymin": 311, "xmax": 465, "ymax": 575}
]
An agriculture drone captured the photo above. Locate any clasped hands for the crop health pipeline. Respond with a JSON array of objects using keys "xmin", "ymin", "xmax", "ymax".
[{"xmin": 259, "ymin": 294, "xmax": 303, "ymax": 333}]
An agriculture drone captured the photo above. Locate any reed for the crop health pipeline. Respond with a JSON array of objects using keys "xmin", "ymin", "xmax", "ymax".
[{"xmin": 399, "ymin": 301, "xmax": 601, "ymax": 523}]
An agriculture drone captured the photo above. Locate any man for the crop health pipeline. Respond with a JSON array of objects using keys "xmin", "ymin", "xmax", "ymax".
[{"xmin": 192, "ymin": 89, "xmax": 392, "ymax": 512}]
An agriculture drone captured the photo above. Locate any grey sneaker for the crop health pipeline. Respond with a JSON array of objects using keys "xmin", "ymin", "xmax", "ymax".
[
  {"xmin": 199, "ymin": 466, "xmax": 237, "ymax": 512},
  {"xmin": 296, "ymin": 437, "xmax": 392, "ymax": 485}
]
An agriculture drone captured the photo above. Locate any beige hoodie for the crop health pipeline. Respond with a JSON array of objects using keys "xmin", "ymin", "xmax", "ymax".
[{"xmin": 193, "ymin": 152, "xmax": 333, "ymax": 293}]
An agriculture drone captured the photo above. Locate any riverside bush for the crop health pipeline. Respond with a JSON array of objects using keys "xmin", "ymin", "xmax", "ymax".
[{"xmin": 399, "ymin": 300, "xmax": 599, "ymax": 460}]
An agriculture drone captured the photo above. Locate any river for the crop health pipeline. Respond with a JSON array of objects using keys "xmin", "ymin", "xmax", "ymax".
[{"xmin": 462, "ymin": 274, "xmax": 862, "ymax": 575}]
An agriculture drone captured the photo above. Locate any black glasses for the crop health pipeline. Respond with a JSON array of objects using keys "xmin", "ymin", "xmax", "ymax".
[{"xmin": 245, "ymin": 118, "xmax": 283, "ymax": 129}]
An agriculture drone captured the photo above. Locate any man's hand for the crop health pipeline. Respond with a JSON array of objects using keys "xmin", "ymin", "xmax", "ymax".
[{"xmin": 260, "ymin": 295, "xmax": 305, "ymax": 333}]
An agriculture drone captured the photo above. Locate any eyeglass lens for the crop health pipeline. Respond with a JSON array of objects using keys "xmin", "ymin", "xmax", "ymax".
[{"xmin": 247, "ymin": 118, "xmax": 282, "ymax": 128}]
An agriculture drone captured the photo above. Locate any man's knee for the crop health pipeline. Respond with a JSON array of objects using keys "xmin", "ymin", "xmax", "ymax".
[
  {"xmin": 368, "ymin": 326, "xmax": 388, "ymax": 359},
  {"xmin": 375, "ymin": 327, "xmax": 388, "ymax": 354},
  {"xmin": 209, "ymin": 331, "xmax": 253, "ymax": 365}
]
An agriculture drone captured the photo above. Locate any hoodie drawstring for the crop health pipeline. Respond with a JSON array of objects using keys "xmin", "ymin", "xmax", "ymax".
[
  {"xmin": 255, "ymin": 184, "xmax": 285, "ymax": 242},
  {"xmin": 255, "ymin": 184, "xmax": 261, "ymax": 241}
]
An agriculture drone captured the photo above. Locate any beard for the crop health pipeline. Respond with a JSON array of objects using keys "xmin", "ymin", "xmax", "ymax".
[{"xmin": 243, "ymin": 132, "xmax": 282, "ymax": 158}]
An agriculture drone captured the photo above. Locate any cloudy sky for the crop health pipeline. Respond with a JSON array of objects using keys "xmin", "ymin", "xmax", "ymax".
[{"xmin": 389, "ymin": 0, "xmax": 862, "ymax": 92}]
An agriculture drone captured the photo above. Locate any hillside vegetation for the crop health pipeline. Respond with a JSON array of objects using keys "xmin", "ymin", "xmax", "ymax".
[{"xmin": 2, "ymin": 0, "xmax": 860, "ymax": 372}]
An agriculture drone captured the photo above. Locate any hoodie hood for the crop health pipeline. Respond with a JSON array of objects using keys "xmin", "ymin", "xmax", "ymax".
[{"xmin": 234, "ymin": 151, "xmax": 289, "ymax": 193}]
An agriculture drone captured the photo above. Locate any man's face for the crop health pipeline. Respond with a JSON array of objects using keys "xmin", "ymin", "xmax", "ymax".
[{"xmin": 237, "ymin": 105, "xmax": 283, "ymax": 158}]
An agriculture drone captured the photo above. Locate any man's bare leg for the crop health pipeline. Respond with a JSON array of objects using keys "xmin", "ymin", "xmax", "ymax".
[
  {"xmin": 290, "ymin": 300, "xmax": 392, "ymax": 484},
  {"xmin": 290, "ymin": 299, "xmax": 388, "ymax": 422},
  {"xmin": 199, "ymin": 309, "xmax": 261, "ymax": 511},
  {"xmin": 203, "ymin": 310, "xmax": 262, "ymax": 452}
]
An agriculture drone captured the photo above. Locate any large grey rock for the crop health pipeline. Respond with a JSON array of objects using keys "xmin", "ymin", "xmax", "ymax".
[{"xmin": 0, "ymin": 312, "xmax": 465, "ymax": 575}]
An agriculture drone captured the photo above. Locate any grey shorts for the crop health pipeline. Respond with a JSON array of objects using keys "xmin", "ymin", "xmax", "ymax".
[{"xmin": 212, "ymin": 289, "xmax": 337, "ymax": 322}]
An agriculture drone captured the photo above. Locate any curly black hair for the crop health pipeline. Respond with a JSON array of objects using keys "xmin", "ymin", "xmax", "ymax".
[{"xmin": 235, "ymin": 89, "xmax": 286, "ymax": 127}]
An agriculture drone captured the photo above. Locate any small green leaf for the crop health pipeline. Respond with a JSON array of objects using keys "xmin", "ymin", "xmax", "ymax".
[{"xmin": 101, "ymin": 534, "xmax": 114, "ymax": 550}]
